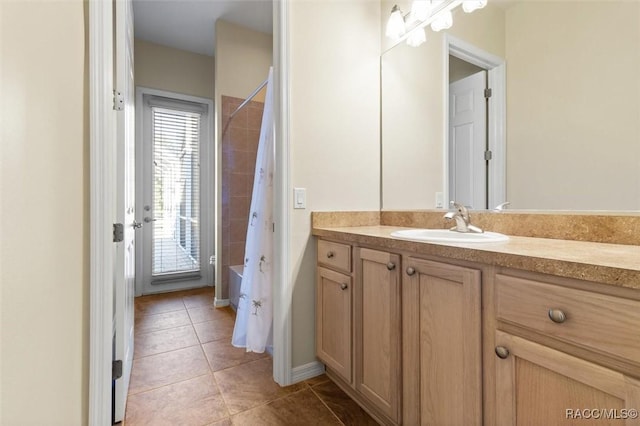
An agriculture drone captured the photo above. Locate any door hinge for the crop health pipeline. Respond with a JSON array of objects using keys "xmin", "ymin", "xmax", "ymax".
[
  {"xmin": 484, "ymin": 88, "xmax": 492, "ymax": 99},
  {"xmin": 113, "ymin": 223, "xmax": 124, "ymax": 243},
  {"xmin": 113, "ymin": 90, "xmax": 124, "ymax": 111},
  {"xmin": 112, "ymin": 360, "xmax": 123, "ymax": 380},
  {"xmin": 484, "ymin": 150, "xmax": 493, "ymax": 161}
]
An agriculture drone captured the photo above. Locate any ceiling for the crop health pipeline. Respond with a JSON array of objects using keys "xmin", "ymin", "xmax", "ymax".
[{"xmin": 133, "ymin": 0, "xmax": 273, "ymax": 57}]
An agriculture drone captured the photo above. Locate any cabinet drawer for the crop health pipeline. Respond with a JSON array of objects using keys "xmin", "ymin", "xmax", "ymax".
[
  {"xmin": 496, "ymin": 274, "xmax": 640, "ymax": 364},
  {"xmin": 317, "ymin": 240, "xmax": 351, "ymax": 273}
]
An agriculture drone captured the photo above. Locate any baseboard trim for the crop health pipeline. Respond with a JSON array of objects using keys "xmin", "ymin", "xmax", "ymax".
[
  {"xmin": 214, "ymin": 297, "xmax": 230, "ymax": 307},
  {"xmin": 291, "ymin": 361, "xmax": 325, "ymax": 383}
]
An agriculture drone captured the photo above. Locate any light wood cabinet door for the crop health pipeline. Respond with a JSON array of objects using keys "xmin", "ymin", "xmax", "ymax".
[
  {"xmin": 355, "ymin": 248, "xmax": 401, "ymax": 423},
  {"xmin": 402, "ymin": 257, "xmax": 482, "ymax": 425},
  {"xmin": 316, "ymin": 266, "xmax": 352, "ymax": 383},
  {"xmin": 495, "ymin": 331, "xmax": 640, "ymax": 426}
]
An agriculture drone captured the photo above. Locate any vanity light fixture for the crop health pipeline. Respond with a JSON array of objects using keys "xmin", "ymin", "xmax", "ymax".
[
  {"xmin": 462, "ymin": 0, "xmax": 488, "ymax": 13},
  {"xmin": 430, "ymin": 9, "xmax": 453, "ymax": 31},
  {"xmin": 410, "ymin": 0, "xmax": 431, "ymax": 22},
  {"xmin": 406, "ymin": 27, "xmax": 427, "ymax": 47},
  {"xmin": 385, "ymin": 0, "xmax": 488, "ymax": 47},
  {"xmin": 386, "ymin": 5, "xmax": 406, "ymax": 41}
]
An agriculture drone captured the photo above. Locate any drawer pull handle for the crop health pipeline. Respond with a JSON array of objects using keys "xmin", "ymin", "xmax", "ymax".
[
  {"xmin": 495, "ymin": 346, "xmax": 510, "ymax": 359},
  {"xmin": 406, "ymin": 267, "xmax": 416, "ymax": 276},
  {"xmin": 340, "ymin": 283, "xmax": 348, "ymax": 290},
  {"xmin": 327, "ymin": 251, "xmax": 335, "ymax": 259},
  {"xmin": 387, "ymin": 262, "xmax": 396, "ymax": 271},
  {"xmin": 548, "ymin": 309, "xmax": 567, "ymax": 324}
]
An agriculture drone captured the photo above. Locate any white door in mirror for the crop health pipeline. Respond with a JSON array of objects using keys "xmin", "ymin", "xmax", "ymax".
[{"xmin": 449, "ymin": 70, "xmax": 488, "ymax": 210}]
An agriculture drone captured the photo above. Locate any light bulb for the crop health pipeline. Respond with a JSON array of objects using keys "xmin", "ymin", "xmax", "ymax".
[
  {"xmin": 430, "ymin": 10, "xmax": 453, "ymax": 32},
  {"xmin": 462, "ymin": 0, "xmax": 488, "ymax": 13},
  {"xmin": 386, "ymin": 5, "xmax": 406, "ymax": 41},
  {"xmin": 410, "ymin": 1, "xmax": 430, "ymax": 22},
  {"xmin": 406, "ymin": 28, "xmax": 426, "ymax": 47}
]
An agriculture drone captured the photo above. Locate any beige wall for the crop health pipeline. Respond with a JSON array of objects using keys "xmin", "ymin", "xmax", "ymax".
[
  {"xmin": 214, "ymin": 20, "xmax": 272, "ymax": 300},
  {"xmin": 1, "ymin": 0, "xmax": 88, "ymax": 424},
  {"xmin": 134, "ymin": 39, "xmax": 214, "ymax": 99},
  {"xmin": 506, "ymin": 2, "xmax": 640, "ymax": 210},
  {"xmin": 381, "ymin": 4, "xmax": 505, "ymax": 209},
  {"xmin": 289, "ymin": 0, "xmax": 381, "ymax": 367},
  {"xmin": 215, "ymin": 20, "xmax": 272, "ymax": 102}
]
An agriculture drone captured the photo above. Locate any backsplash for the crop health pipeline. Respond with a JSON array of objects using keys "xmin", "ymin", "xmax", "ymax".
[{"xmin": 312, "ymin": 211, "xmax": 640, "ymax": 246}]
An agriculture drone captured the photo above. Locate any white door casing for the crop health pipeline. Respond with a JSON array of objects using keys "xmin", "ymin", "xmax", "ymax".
[
  {"xmin": 89, "ymin": 0, "xmax": 116, "ymax": 423},
  {"xmin": 135, "ymin": 88, "xmax": 214, "ymax": 296},
  {"xmin": 449, "ymin": 70, "xmax": 487, "ymax": 209},
  {"xmin": 113, "ymin": 0, "xmax": 136, "ymax": 421}
]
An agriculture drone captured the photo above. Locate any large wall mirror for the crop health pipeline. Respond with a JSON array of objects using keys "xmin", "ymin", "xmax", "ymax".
[{"xmin": 381, "ymin": 1, "xmax": 640, "ymax": 211}]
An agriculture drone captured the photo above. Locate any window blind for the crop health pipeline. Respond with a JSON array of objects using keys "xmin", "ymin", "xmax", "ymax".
[{"xmin": 151, "ymin": 106, "xmax": 201, "ymax": 275}]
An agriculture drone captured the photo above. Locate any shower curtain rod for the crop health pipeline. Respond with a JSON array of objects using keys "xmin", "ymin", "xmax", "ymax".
[{"xmin": 229, "ymin": 78, "xmax": 269, "ymax": 119}]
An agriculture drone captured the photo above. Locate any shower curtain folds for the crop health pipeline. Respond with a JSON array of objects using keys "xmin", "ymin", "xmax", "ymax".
[{"xmin": 231, "ymin": 67, "xmax": 274, "ymax": 353}]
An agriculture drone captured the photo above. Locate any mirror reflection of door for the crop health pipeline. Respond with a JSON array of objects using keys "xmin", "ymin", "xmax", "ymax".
[{"xmin": 449, "ymin": 57, "xmax": 487, "ymax": 209}]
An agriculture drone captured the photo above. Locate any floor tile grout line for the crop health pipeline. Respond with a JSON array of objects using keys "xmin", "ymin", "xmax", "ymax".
[
  {"xmin": 127, "ymin": 371, "xmax": 213, "ymax": 397},
  {"xmin": 134, "ymin": 307, "xmax": 188, "ymax": 319},
  {"xmin": 308, "ymin": 384, "xmax": 347, "ymax": 426},
  {"xmin": 209, "ymin": 363, "xmax": 233, "ymax": 422},
  {"xmin": 132, "ymin": 336, "xmax": 202, "ymax": 361},
  {"xmin": 134, "ymin": 322, "xmax": 195, "ymax": 338},
  {"xmin": 196, "ymin": 333, "xmax": 235, "ymax": 347},
  {"xmin": 224, "ymin": 385, "xmax": 312, "ymax": 419},
  {"xmin": 200, "ymin": 319, "xmax": 235, "ymax": 424},
  {"xmin": 207, "ymin": 353, "xmax": 271, "ymax": 375}
]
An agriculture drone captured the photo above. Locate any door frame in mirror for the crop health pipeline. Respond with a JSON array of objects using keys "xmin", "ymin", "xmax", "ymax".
[{"xmin": 444, "ymin": 35, "xmax": 507, "ymax": 209}]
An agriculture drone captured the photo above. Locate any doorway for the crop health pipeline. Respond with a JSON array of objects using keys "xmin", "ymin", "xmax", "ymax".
[
  {"xmin": 90, "ymin": 2, "xmax": 291, "ymax": 423},
  {"xmin": 445, "ymin": 35, "xmax": 507, "ymax": 210},
  {"xmin": 135, "ymin": 90, "xmax": 214, "ymax": 296}
]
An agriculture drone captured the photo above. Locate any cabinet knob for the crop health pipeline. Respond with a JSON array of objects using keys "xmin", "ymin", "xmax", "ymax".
[
  {"xmin": 387, "ymin": 262, "xmax": 396, "ymax": 271},
  {"xmin": 495, "ymin": 346, "xmax": 510, "ymax": 359},
  {"xmin": 340, "ymin": 283, "xmax": 348, "ymax": 290},
  {"xmin": 326, "ymin": 251, "xmax": 335, "ymax": 259},
  {"xmin": 548, "ymin": 309, "xmax": 567, "ymax": 324},
  {"xmin": 406, "ymin": 267, "xmax": 416, "ymax": 276}
]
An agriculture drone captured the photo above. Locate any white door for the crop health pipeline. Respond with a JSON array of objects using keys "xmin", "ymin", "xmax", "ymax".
[
  {"xmin": 113, "ymin": 0, "xmax": 135, "ymax": 421},
  {"xmin": 137, "ymin": 93, "xmax": 213, "ymax": 295},
  {"xmin": 449, "ymin": 70, "xmax": 487, "ymax": 209}
]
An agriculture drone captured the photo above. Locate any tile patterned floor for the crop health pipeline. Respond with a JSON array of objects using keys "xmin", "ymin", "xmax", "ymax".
[{"xmin": 124, "ymin": 287, "xmax": 378, "ymax": 426}]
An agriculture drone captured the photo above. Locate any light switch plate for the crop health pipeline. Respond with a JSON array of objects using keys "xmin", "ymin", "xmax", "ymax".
[
  {"xmin": 435, "ymin": 192, "xmax": 444, "ymax": 208},
  {"xmin": 294, "ymin": 187, "xmax": 306, "ymax": 209}
]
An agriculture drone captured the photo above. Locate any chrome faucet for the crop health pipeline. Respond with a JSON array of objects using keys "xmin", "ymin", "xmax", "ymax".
[{"xmin": 444, "ymin": 201, "xmax": 484, "ymax": 233}]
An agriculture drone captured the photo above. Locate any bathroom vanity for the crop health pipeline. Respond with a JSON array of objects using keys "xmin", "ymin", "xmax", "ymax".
[{"xmin": 312, "ymin": 211, "xmax": 640, "ymax": 426}]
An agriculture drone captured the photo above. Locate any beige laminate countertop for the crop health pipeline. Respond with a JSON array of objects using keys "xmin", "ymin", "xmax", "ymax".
[{"xmin": 312, "ymin": 225, "xmax": 640, "ymax": 290}]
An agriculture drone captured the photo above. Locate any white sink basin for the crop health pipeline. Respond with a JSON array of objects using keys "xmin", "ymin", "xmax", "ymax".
[{"xmin": 391, "ymin": 229, "xmax": 509, "ymax": 243}]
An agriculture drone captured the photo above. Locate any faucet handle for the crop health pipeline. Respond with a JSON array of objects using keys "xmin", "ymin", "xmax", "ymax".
[
  {"xmin": 493, "ymin": 201, "xmax": 511, "ymax": 212},
  {"xmin": 449, "ymin": 201, "xmax": 470, "ymax": 219}
]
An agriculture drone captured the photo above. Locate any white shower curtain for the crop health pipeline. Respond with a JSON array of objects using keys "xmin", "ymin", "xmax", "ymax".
[{"xmin": 231, "ymin": 67, "xmax": 274, "ymax": 353}]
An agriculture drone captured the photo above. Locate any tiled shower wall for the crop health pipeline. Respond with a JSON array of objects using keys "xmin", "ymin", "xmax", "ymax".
[{"xmin": 221, "ymin": 95, "xmax": 264, "ymax": 294}]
